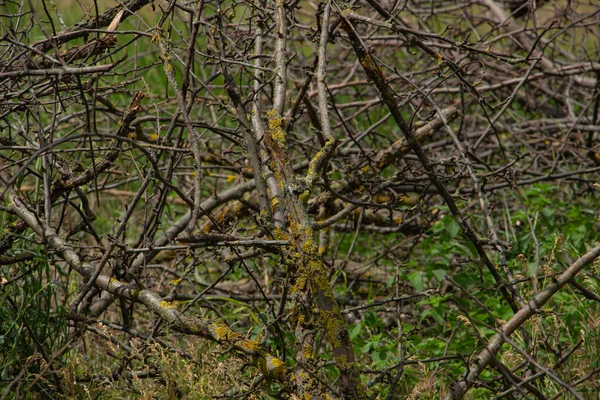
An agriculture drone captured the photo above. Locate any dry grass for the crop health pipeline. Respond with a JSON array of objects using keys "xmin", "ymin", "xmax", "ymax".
[{"xmin": 56, "ymin": 334, "xmax": 252, "ymax": 399}]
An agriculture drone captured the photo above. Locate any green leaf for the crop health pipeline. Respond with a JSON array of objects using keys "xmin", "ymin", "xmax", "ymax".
[
  {"xmin": 445, "ymin": 218, "xmax": 460, "ymax": 239},
  {"xmin": 350, "ymin": 323, "xmax": 362, "ymax": 340},
  {"xmin": 432, "ymin": 269, "xmax": 447, "ymax": 282},
  {"xmin": 408, "ymin": 271, "xmax": 424, "ymax": 292}
]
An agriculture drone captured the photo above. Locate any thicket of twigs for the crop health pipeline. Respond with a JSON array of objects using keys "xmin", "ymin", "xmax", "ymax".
[{"xmin": 1, "ymin": 0, "xmax": 600, "ymax": 398}]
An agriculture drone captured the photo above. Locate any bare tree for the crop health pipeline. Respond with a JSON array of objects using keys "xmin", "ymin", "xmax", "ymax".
[{"xmin": 1, "ymin": 0, "xmax": 600, "ymax": 398}]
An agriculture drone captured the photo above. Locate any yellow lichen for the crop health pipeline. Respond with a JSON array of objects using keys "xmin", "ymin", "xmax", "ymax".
[
  {"xmin": 317, "ymin": 246, "xmax": 327, "ymax": 256},
  {"xmin": 160, "ymin": 301, "xmax": 176, "ymax": 309},
  {"xmin": 306, "ymin": 137, "xmax": 335, "ymax": 186},
  {"xmin": 266, "ymin": 109, "xmax": 286, "ymax": 147},
  {"xmin": 321, "ymin": 309, "xmax": 342, "ymax": 348},
  {"xmin": 265, "ymin": 355, "xmax": 287, "ymax": 381},
  {"xmin": 273, "ymin": 226, "xmax": 289, "ymax": 241},
  {"xmin": 272, "ymin": 167, "xmax": 284, "ymax": 190},
  {"xmin": 131, "ymin": 286, "xmax": 141, "ymax": 298},
  {"xmin": 298, "ymin": 189, "xmax": 310, "ymax": 205},
  {"xmin": 301, "ymin": 236, "xmax": 314, "ymax": 254},
  {"xmin": 270, "ymin": 197, "xmax": 280, "ymax": 209},
  {"xmin": 268, "ymin": 357, "xmax": 285, "ymax": 368},
  {"xmin": 109, "ymin": 277, "xmax": 122, "ymax": 285},
  {"xmin": 240, "ymin": 339, "xmax": 260, "ymax": 352},
  {"xmin": 303, "ymin": 344, "xmax": 314, "ymax": 360},
  {"xmin": 289, "ymin": 220, "xmax": 301, "ymax": 237},
  {"xmin": 292, "ymin": 274, "xmax": 307, "ymax": 293},
  {"xmin": 212, "ymin": 324, "xmax": 236, "ymax": 341}
]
